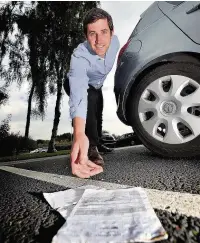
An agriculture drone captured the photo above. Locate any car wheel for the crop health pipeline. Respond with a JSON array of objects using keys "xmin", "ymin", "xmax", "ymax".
[
  {"xmin": 128, "ymin": 62, "xmax": 200, "ymax": 157},
  {"xmin": 130, "ymin": 141, "xmax": 135, "ymax": 146}
]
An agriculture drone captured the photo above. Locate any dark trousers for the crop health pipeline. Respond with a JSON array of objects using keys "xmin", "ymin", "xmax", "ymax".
[{"xmin": 63, "ymin": 79, "xmax": 103, "ymax": 146}]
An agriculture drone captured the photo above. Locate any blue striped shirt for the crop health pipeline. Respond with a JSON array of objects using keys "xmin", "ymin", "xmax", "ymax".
[{"xmin": 67, "ymin": 35, "xmax": 120, "ymax": 120}]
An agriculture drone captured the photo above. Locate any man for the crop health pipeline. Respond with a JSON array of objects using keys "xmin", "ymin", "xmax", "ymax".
[{"xmin": 64, "ymin": 8, "xmax": 120, "ymax": 178}]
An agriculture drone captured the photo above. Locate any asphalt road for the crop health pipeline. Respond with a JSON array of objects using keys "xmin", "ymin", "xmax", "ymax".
[{"xmin": 0, "ymin": 145, "xmax": 200, "ymax": 243}]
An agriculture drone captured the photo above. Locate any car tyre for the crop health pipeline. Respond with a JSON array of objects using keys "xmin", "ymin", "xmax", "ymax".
[{"xmin": 127, "ymin": 62, "xmax": 200, "ymax": 158}]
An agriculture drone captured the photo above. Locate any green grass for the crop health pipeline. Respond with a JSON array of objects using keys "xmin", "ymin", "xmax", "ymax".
[{"xmin": 0, "ymin": 150, "xmax": 70, "ymax": 163}]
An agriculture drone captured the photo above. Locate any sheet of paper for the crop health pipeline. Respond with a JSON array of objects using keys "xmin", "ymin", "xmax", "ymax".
[{"xmin": 44, "ymin": 187, "xmax": 168, "ymax": 243}]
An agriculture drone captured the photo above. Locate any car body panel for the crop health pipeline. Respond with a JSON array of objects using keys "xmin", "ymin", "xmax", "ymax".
[
  {"xmin": 101, "ymin": 134, "xmax": 116, "ymax": 148},
  {"xmin": 116, "ymin": 132, "xmax": 142, "ymax": 147},
  {"xmin": 158, "ymin": 1, "xmax": 200, "ymax": 45},
  {"xmin": 114, "ymin": 1, "xmax": 200, "ymax": 125},
  {"xmin": 30, "ymin": 148, "xmax": 47, "ymax": 154}
]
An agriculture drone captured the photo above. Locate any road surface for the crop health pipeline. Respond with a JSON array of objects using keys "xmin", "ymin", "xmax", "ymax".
[{"xmin": 0, "ymin": 145, "xmax": 200, "ymax": 243}]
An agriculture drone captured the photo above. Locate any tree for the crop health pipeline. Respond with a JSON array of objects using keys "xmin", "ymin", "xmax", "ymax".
[
  {"xmin": 0, "ymin": 87, "xmax": 8, "ymax": 106},
  {"xmin": 0, "ymin": 2, "xmax": 100, "ymax": 149},
  {"xmin": 56, "ymin": 133, "xmax": 72, "ymax": 142},
  {"xmin": 18, "ymin": 11, "xmax": 48, "ymax": 138},
  {"xmin": 0, "ymin": 2, "xmax": 30, "ymax": 109},
  {"xmin": 0, "ymin": 2, "xmax": 49, "ymax": 139},
  {"xmin": 0, "ymin": 115, "xmax": 11, "ymax": 139}
]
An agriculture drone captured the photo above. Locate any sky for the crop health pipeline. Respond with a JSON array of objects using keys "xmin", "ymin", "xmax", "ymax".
[{"xmin": 0, "ymin": 1, "xmax": 153, "ymax": 140}]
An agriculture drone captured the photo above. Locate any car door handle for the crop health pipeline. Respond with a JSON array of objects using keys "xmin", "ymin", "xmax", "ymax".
[{"xmin": 186, "ymin": 3, "xmax": 200, "ymax": 14}]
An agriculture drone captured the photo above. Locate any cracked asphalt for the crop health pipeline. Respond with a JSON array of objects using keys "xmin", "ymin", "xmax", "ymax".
[{"xmin": 0, "ymin": 145, "xmax": 200, "ymax": 243}]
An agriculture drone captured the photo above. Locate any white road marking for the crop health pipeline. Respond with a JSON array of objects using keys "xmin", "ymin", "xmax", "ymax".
[
  {"xmin": 0, "ymin": 155, "xmax": 68, "ymax": 166},
  {"xmin": 0, "ymin": 165, "xmax": 199, "ymax": 218}
]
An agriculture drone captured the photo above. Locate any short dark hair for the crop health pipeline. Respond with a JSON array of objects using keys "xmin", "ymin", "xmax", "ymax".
[{"xmin": 83, "ymin": 8, "xmax": 114, "ymax": 36}]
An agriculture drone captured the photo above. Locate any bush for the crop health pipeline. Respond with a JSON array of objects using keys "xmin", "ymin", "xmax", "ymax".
[
  {"xmin": 0, "ymin": 115, "xmax": 10, "ymax": 139},
  {"xmin": 55, "ymin": 144, "xmax": 72, "ymax": 151},
  {"xmin": 0, "ymin": 134, "xmax": 37, "ymax": 157},
  {"xmin": 18, "ymin": 136, "xmax": 37, "ymax": 153},
  {"xmin": 0, "ymin": 116, "xmax": 37, "ymax": 156}
]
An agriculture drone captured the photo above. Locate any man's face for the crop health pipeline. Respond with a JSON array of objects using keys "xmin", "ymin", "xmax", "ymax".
[{"xmin": 86, "ymin": 18, "xmax": 113, "ymax": 57}]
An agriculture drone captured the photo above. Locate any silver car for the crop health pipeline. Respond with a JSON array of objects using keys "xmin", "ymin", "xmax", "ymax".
[{"xmin": 115, "ymin": 1, "xmax": 200, "ymax": 157}]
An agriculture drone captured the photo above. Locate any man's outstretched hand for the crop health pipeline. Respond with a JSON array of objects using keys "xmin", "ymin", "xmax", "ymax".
[{"xmin": 70, "ymin": 133, "xmax": 103, "ymax": 178}]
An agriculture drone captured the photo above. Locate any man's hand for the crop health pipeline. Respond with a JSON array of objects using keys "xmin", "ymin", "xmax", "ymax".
[{"xmin": 70, "ymin": 132, "xmax": 103, "ymax": 178}]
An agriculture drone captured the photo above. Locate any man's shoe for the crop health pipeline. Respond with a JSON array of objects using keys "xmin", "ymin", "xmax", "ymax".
[
  {"xmin": 88, "ymin": 146, "xmax": 104, "ymax": 166},
  {"xmin": 98, "ymin": 144, "xmax": 114, "ymax": 153}
]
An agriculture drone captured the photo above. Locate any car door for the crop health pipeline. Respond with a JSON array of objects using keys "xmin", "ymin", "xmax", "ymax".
[{"xmin": 158, "ymin": 1, "xmax": 200, "ymax": 45}]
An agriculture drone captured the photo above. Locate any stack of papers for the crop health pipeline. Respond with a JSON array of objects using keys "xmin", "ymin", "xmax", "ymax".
[{"xmin": 44, "ymin": 186, "xmax": 168, "ymax": 243}]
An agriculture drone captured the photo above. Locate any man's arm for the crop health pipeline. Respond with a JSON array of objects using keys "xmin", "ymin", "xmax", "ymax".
[
  {"xmin": 68, "ymin": 54, "xmax": 89, "ymax": 122},
  {"xmin": 68, "ymin": 54, "xmax": 103, "ymax": 178},
  {"xmin": 73, "ymin": 117, "xmax": 86, "ymax": 137},
  {"xmin": 68, "ymin": 54, "xmax": 89, "ymax": 162}
]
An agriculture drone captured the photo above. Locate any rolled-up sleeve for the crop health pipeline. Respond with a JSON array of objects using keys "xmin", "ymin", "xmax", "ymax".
[{"xmin": 68, "ymin": 54, "xmax": 89, "ymax": 121}]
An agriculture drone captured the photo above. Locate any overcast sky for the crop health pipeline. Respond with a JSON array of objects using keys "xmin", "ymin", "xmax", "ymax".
[{"xmin": 0, "ymin": 1, "xmax": 153, "ymax": 140}]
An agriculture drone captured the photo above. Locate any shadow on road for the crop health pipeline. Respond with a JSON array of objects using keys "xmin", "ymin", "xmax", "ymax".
[{"xmin": 29, "ymin": 192, "xmax": 65, "ymax": 243}]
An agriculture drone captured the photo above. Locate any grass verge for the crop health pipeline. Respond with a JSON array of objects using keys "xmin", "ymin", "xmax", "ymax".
[{"xmin": 0, "ymin": 150, "xmax": 70, "ymax": 163}]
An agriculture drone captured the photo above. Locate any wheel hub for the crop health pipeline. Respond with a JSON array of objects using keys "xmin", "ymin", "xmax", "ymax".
[
  {"xmin": 160, "ymin": 100, "xmax": 177, "ymax": 116},
  {"xmin": 138, "ymin": 74, "xmax": 200, "ymax": 145}
]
